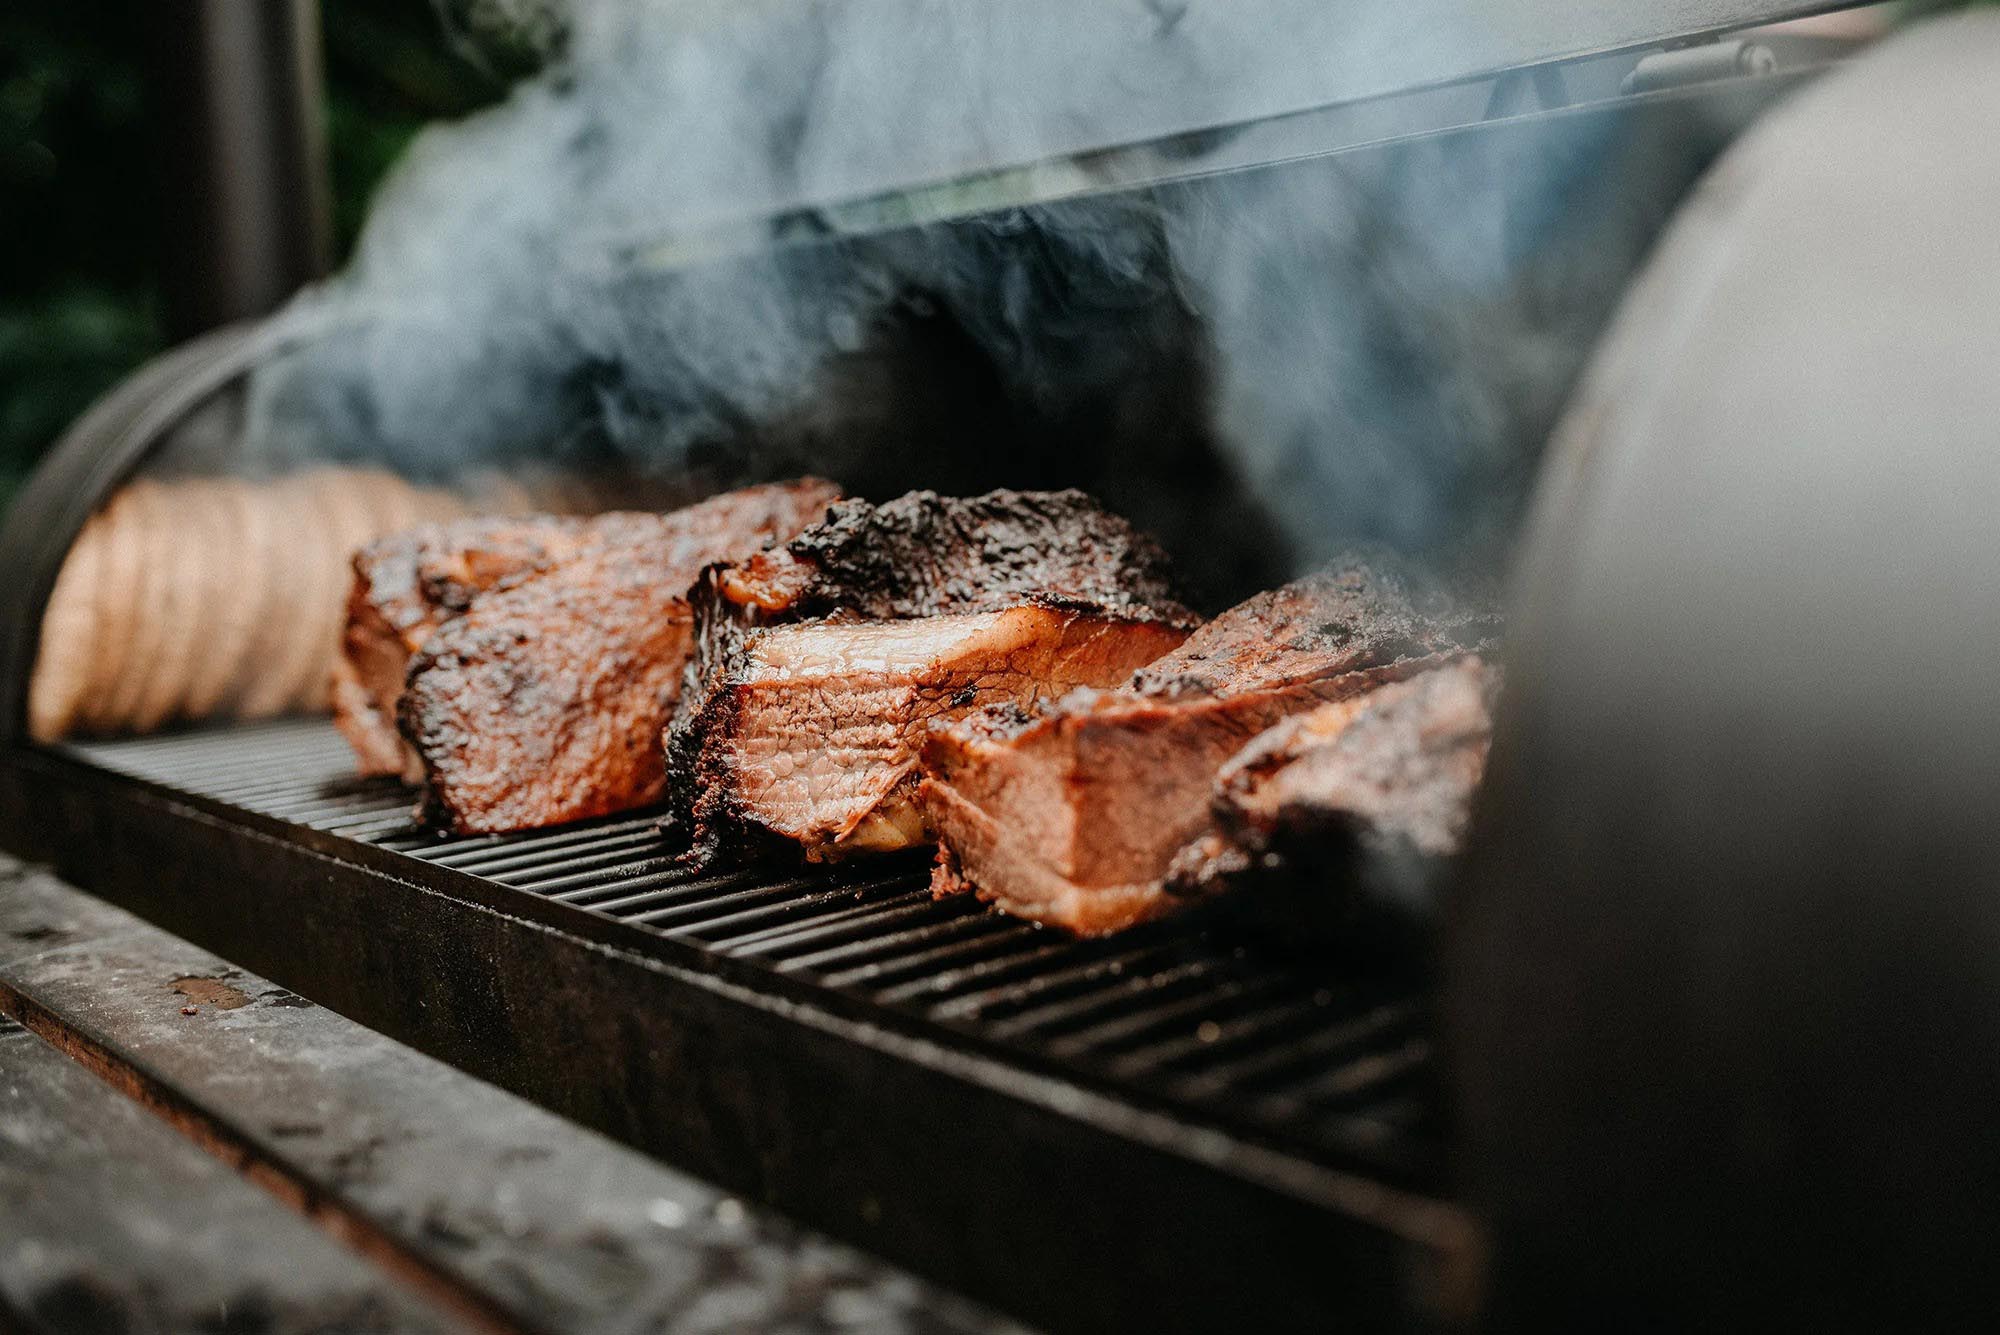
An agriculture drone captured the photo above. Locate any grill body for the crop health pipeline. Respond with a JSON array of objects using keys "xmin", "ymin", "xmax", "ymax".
[
  {"xmin": 0, "ymin": 720, "xmax": 1467, "ymax": 1332},
  {"xmin": 0, "ymin": 36, "xmax": 1874, "ymax": 1334}
]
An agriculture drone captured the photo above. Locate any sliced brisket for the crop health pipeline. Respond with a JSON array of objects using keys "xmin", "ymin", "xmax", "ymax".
[
  {"xmin": 331, "ymin": 515, "xmax": 596, "ymax": 779},
  {"xmin": 1165, "ymin": 656, "xmax": 1500, "ymax": 932},
  {"xmin": 339, "ymin": 479, "xmax": 841, "ymax": 833},
  {"xmin": 917, "ymin": 558, "xmax": 1494, "ymax": 935},
  {"xmin": 667, "ymin": 489, "xmax": 1196, "ymax": 861}
]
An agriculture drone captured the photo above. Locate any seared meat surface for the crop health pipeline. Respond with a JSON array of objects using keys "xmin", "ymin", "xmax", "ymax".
[
  {"xmin": 918, "ymin": 558, "xmax": 1494, "ymax": 935},
  {"xmin": 668, "ymin": 489, "xmax": 1196, "ymax": 862},
  {"xmin": 332, "ymin": 515, "xmax": 596, "ymax": 778},
  {"xmin": 1166, "ymin": 657, "xmax": 1500, "ymax": 925},
  {"xmin": 338, "ymin": 480, "xmax": 841, "ymax": 833}
]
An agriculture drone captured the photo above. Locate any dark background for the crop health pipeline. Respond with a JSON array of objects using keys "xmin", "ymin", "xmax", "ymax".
[{"xmin": 0, "ymin": 1, "xmax": 544, "ymax": 507}]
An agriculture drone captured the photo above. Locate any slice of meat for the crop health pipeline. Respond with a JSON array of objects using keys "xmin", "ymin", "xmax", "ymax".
[
  {"xmin": 668, "ymin": 489, "xmax": 1197, "ymax": 862},
  {"xmin": 348, "ymin": 480, "xmax": 841, "ymax": 833},
  {"xmin": 917, "ymin": 557, "xmax": 1495, "ymax": 935},
  {"xmin": 1165, "ymin": 657, "xmax": 1500, "ymax": 925},
  {"xmin": 332, "ymin": 515, "xmax": 595, "ymax": 778}
]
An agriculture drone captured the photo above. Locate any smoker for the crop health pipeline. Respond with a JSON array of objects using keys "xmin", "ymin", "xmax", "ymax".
[{"xmin": 5, "ymin": 4, "xmax": 1994, "ymax": 1331}]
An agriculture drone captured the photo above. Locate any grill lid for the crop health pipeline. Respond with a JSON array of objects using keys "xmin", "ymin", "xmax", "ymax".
[{"xmin": 614, "ymin": 0, "xmax": 1871, "ymax": 262}]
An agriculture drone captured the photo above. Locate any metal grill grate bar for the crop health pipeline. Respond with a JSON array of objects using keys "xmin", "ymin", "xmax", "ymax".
[
  {"xmin": 787, "ymin": 912, "xmax": 1019, "ymax": 977},
  {"xmin": 422, "ymin": 825, "xmax": 668, "ymax": 875},
  {"xmin": 871, "ymin": 938, "xmax": 1086, "ymax": 1008},
  {"xmin": 251, "ymin": 789, "xmax": 406, "ymax": 822},
  {"xmin": 623, "ymin": 877, "xmax": 837, "ymax": 931},
  {"xmin": 981, "ymin": 960, "xmax": 1246, "ymax": 1043},
  {"xmin": 817, "ymin": 922, "xmax": 1047, "ymax": 991},
  {"xmin": 1157, "ymin": 1001, "xmax": 1418, "ymax": 1096},
  {"xmin": 697, "ymin": 887, "xmax": 936, "ymax": 952},
  {"xmin": 924, "ymin": 942, "xmax": 1189, "ymax": 1023},
  {"xmin": 562, "ymin": 868, "xmax": 758, "ymax": 913},
  {"xmin": 1042, "ymin": 974, "xmax": 1295, "ymax": 1059},
  {"xmin": 498, "ymin": 849, "xmax": 682, "ymax": 892},
  {"xmin": 403, "ymin": 817, "xmax": 661, "ymax": 869},
  {"xmin": 1283, "ymin": 1037, "xmax": 1432, "ymax": 1109},
  {"xmin": 1114, "ymin": 996, "xmax": 1360, "ymax": 1081}
]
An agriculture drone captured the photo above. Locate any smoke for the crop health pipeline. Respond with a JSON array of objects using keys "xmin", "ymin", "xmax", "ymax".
[
  {"xmin": 1164, "ymin": 107, "xmax": 1718, "ymax": 575},
  {"xmin": 241, "ymin": 0, "xmax": 1736, "ymax": 602}
]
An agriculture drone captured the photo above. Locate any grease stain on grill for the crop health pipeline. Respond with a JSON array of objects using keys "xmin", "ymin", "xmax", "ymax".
[{"xmin": 171, "ymin": 976, "xmax": 252, "ymax": 1010}]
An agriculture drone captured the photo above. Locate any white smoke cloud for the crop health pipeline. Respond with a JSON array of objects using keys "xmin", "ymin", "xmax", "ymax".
[{"xmin": 242, "ymin": 0, "xmax": 1728, "ymax": 598}]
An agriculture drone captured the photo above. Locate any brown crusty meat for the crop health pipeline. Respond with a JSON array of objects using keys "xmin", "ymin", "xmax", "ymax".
[
  {"xmin": 1165, "ymin": 656, "xmax": 1500, "ymax": 931},
  {"xmin": 348, "ymin": 480, "xmax": 841, "ymax": 833},
  {"xmin": 666, "ymin": 489, "xmax": 1198, "ymax": 862},
  {"xmin": 917, "ymin": 558, "xmax": 1495, "ymax": 935},
  {"xmin": 332, "ymin": 515, "xmax": 599, "ymax": 779}
]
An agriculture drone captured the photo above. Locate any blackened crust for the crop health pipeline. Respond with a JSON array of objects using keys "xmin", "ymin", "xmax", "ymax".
[
  {"xmin": 719, "ymin": 489, "xmax": 1195, "ymax": 625},
  {"xmin": 1130, "ymin": 552, "xmax": 1497, "ymax": 700},
  {"xmin": 665, "ymin": 489, "xmax": 1199, "ymax": 861},
  {"xmin": 661, "ymin": 583, "xmax": 755, "ymax": 862},
  {"xmin": 393, "ymin": 480, "xmax": 841, "ymax": 834}
]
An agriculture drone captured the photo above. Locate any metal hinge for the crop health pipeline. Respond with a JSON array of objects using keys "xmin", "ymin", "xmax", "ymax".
[{"xmin": 1621, "ymin": 37, "xmax": 1779, "ymax": 95}]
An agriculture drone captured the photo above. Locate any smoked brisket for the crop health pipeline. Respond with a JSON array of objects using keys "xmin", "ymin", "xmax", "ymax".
[
  {"xmin": 337, "ymin": 480, "xmax": 841, "ymax": 833},
  {"xmin": 331, "ymin": 514, "xmax": 597, "ymax": 779},
  {"xmin": 918, "ymin": 558, "xmax": 1493, "ymax": 934},
  {"xmin": 666, "ymin": 489, "xmax": 1197, "ymax": 861},
  {"xmin": 1165, "ymin": 656, "xmax": 1500, "ymax": 933}
]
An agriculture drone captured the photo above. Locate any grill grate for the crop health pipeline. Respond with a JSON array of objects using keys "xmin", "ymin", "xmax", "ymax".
[{"xmin": 72, "ymin": 718, "xmax": 1443, "ymax": 1186}]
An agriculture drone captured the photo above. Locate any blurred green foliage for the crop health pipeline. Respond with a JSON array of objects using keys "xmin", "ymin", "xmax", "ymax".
[
  {"xmin": 0, "ymin": 1, "xmax": 522, "ymax": 505},
  {"xmin": 0, "ymin": 8, "xmax": 154, "ymax": 505},
  {"xmin": 322, "ymin": 0, "xmax": 554, "ymax": 254}
]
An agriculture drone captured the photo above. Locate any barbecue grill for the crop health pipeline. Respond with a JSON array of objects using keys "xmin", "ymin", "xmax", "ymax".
[{"xmin": 6, "ymin": 5, "xmax": 1973, "ymax": 1331}]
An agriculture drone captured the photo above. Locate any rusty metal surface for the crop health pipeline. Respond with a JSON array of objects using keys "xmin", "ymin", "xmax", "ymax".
[
  {"xmin": 0, "ymin": 857, "xmax": 1025, "ymax": 1335},
  {"xmin": 0, "ymin": 1014, "xmax": 454, "ymax": 1334}
]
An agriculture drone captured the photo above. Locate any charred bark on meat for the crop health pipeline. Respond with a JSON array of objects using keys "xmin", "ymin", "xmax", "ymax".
[{"xmin": 666, "ymin": 489, "xmax": 1197, "ymax": 864}]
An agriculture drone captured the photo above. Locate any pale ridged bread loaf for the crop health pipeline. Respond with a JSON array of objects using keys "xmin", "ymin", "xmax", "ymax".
[{"xmin": 27, "ymin": 467, "xmax": 547, "ymax": 742}]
